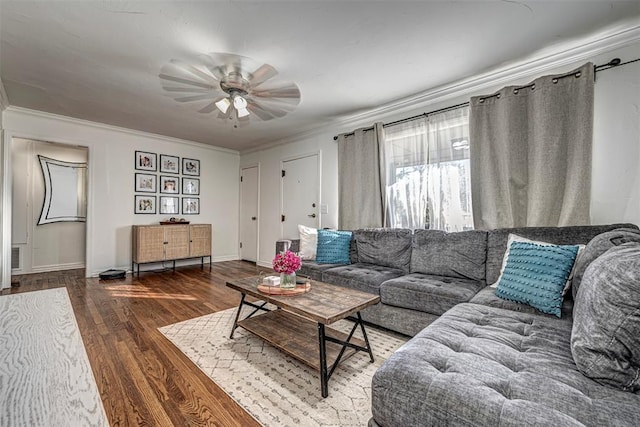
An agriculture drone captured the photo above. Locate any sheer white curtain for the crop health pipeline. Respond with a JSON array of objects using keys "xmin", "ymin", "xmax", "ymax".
[{"xmin": 382, "ymin": 107, "xmax": 472, "ymax": 231}]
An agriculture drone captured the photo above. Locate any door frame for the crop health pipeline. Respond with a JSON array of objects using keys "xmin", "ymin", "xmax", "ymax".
[
  {"xmin": 239, "ymin": 163, "xmax": 260, "ymax": 263},
  {"xmin": 280, "ymin": 150, "xmax": 322, "ymax": 239},
  {"xmin": 1, "ymin": 130, "xmax": 93, "ymax": 288}
]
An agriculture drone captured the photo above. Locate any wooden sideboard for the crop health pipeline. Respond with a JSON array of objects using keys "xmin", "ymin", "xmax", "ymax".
[{"xmin": 132, "ymin": 224, "xmax": 211, "ymax": 275}]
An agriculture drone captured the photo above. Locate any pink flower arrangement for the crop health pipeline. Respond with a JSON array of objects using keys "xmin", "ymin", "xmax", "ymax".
[{"xmin": 272, "ymin": 250, "xmax": 301, "ymax": 274}]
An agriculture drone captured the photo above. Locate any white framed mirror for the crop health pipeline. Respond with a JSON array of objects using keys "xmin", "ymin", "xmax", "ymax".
[{"xmin": 37, "ymin": 155, "xmax": 87, "ymax": 225}]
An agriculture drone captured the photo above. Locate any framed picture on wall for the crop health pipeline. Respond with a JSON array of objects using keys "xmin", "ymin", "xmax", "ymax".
[
  {"xmin": 134, "ymin": 173, "xmax": 157, "ymax": 193},
  {"xmin": 134, "ymin": 195, "xmax": 156, "ymax": 214},
  {"xmin": 159, "ymin": 154, "xmax": 179, "ymax": 174},
  {"xmin": 135, "ymin": 151, "xmax": 157, "ymax": 171},
  {"xmin": 159, "ymin": 196, "xmax": 179, "ymax": 214},
  {"xmin": 159, "ymin": 175, "xmax": 179, "ymax": 194},
  {"xmin": 182, "ymin": 158, "xmax": 200, "ymax": 176},
  {"xmin": 182, "ymin": 197, "xmax": 199, "ymax": 215},
  {"xmin": 182, "ymin": 177, "xmax": 200, "ymax": 195}
]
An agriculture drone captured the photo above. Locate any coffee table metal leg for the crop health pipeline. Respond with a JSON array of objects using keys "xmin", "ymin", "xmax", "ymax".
[
  {"xmin": 357, "ymin": 312, "xmax": 375, "ymax": 363},
  {"xmin": 318, "ymin": 323, "xmax": 329, "ymax": 398},
  {"xmin": 230, "ymin": 293, "xmax": 246, "ymax": 339}
]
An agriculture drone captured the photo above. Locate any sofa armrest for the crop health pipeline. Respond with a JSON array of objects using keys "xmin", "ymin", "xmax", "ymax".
[{"xmin": 275, "ymin": 239, "xmax": 300, "ymax": 254}]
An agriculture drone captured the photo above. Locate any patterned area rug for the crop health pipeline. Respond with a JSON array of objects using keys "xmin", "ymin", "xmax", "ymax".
[
  {"xmin": 159, "ymin": 305, "xmax": 407, "ymax": 426},
  {"xmin": 0, "ymin": 288, "xmax": 108, "ymax": 426}
]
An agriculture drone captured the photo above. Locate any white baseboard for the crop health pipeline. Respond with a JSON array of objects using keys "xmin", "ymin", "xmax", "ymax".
[{"xmin": 28, "ymin": 262, "xmax": 85, "ymax": 274}]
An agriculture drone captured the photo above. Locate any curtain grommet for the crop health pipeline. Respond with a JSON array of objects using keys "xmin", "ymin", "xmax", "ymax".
[
  {"xmin": 552, "ymin": 78, "xmax": 558, "ymax": 84},
  {"xmin": 513, "ymin": 89, "xmax": 519, "ymax": 94},
  {"xmin": 496, "ymin": 94, "xmax": 501, "ymax": 99},
  {"xmin": 531, "ymin": 84, "xmax": 535, "ymax": 90},
  {"xmin": 575, "ymin": 71, "xmax": 581, "ymax": 78}
]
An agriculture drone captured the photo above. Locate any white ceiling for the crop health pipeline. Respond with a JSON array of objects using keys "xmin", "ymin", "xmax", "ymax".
[{"xmin": 1, "ymin": 1, "xmax": 639, "ymax": 152}]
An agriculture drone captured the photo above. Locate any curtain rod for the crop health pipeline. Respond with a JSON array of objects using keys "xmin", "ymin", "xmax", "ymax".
[{"xmin": 333, "ymin": 57, "xmax": 638, "ymax": 141}]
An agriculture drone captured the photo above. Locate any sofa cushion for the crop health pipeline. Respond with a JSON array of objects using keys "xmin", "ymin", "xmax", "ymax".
[
  {"xmin": 410, "ymin": 229, "xmax": 487, "ymax": 282},
  {"xmin": 354, "ymin": 229, "xmax": 412, "ymax": 272},
  {"xmin": 571, "ymin": 243, "xmax": 640, "ymax": 392},
  {"xmin": 316, "ymin": 229, "xmax": 352, "ymax": 264},
  {"xmin": 298, "ymin": 261, "xmax": 344, "ymax": 282},
  {"xmin": 371, "ymin": 303, "xmax": 640, "ymax": 427},
  {"xmin": 470, "ymin": 286, "xmax": 574, "ymax": 319},
  {"xmin": 380, "ymin": 273, "xmax": 484, "ymax": 316},
  {"xmin": 321, "ymin": 263, "xmax": 405, "ymax": 295},
  {"xmin": 485, "ymin": 223, "xmax": 638, "ymax": 285},
  {"xmin": 495, "ymin": 241, "xmax": 579, "ymax": 317},
  {"xmin": 571, "ymin": 228, "xmax": 640, "ymax": 300}
]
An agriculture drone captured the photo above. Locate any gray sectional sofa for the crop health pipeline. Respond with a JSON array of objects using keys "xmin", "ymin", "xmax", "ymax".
[
  {"xmin": 278, "ymin": 224, "xmax": 633, "ymax": 336},
  {"xmin": 276, "ymin": 223, "xmax": 640, "ymax": 426}
]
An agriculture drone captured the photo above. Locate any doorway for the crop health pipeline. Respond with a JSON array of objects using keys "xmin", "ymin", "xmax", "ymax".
[
  {"xmin": 240, "ymin": 165, "xmax": 259, "ymax": 262},
  {"xmin": 281, "ymin": 153, "xmax": 320, "ymax": 239},
  {"xmin": 11, "ymin": 138, "xmax": 88, "ymax": 277}
]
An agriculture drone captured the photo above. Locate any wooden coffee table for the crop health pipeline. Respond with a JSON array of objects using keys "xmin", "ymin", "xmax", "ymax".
[{"xmin": 226, "ymin": 276, "xmax": 380, "ymax": 398}]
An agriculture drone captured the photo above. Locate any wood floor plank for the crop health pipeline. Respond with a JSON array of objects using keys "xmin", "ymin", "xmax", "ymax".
[{"xmin": 8, "ymin": 261, "xmax": 262, "ymax": 426}]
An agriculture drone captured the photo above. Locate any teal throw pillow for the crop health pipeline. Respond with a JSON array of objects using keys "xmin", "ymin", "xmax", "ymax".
[
  {"xmin": 495, "ymin": 241, "xmax": 579, "ymax": 317},
  {"xmin": 316, "ymin": 229, "xmax": 352, "ymax": 264}
]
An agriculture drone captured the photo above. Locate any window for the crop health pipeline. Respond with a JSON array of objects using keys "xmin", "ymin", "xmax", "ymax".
[{"xmin": 382, "ymin": 106, "xmax": 472, "ymax": 231}]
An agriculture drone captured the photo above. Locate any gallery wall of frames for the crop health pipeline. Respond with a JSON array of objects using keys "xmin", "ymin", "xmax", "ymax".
[{"xmin": 134, "ymin": 151, "xmax": 201, "ymax": 215}]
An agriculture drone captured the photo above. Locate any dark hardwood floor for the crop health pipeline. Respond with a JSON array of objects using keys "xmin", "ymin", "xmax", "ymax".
[{"xmin": 6, "ymin": 261, "xmax": 265, "ymax": 426}]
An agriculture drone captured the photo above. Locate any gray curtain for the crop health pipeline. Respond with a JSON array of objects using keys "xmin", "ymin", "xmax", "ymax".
[
  {"xmin": 338, "ymin": 123, "xmax": 385, "ymax": 230},
  {"xmin": 469, "ymin": 63, "xmax": 594, "ymax": 229}
]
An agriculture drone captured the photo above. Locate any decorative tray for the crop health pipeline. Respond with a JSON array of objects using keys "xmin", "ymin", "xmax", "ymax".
[
  {"xmin": 257, "ymin": 283, "xmax": 311, "ymax": 296},
  {"xmin": 160, "ymin": 221, "xmax": 190, "ymax": 225}
]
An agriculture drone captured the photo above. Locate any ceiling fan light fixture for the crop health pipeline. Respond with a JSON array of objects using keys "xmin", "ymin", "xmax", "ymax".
[
  {"xmin": 232, "ymin": 93, "xmax": 248, "ymax": 110},
  {"xmin": 237, "ymin": 107, "xmax": 250, "ymax": 118},
  {"xmin": 215, "ymin": 97, "xmax": 231, "ymax": 114}
]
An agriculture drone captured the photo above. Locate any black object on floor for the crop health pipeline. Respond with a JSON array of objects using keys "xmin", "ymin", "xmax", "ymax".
[{"xmin": 99, "ymin": 269, "xmax": 126, "ymax": 280}]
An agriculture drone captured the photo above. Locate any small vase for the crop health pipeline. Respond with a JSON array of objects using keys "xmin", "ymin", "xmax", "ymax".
[{"xmin": 280, "ymin": 272, "xmax": 296, "ymax": 289}]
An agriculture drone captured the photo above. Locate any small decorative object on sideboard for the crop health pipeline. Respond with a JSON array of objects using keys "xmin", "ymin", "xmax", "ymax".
[
  {"xmin": 159, "ymin": 217, "xmax": 190, "ymax": 225},
  {"xmin": 272, "ymin": 250, "xmax": 301, "ymax": 289}
]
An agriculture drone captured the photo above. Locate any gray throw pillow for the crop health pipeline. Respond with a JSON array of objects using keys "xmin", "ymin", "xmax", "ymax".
[
  {"xmin": 571, "ymin": 228, "xmax": 640, "ymax": 300},
  {"xmin": 571, "ymin": 242, "xmax": 640, "ymax": 392}
]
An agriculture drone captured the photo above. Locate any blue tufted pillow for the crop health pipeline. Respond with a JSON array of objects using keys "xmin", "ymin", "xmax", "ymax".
[
  {"xmin": 495, "ymin": 241, "xmax": 579, "ymax": 317},
  {"xmin": 316, "ymin": 229, "xmax": 352, "ymax": 264}
]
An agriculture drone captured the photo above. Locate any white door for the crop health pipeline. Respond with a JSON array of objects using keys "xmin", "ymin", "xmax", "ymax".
[
  {"xmin": 240, "ymin": 166, "xmax": 259, "ymax": 262},
  {"xmin": 282, "ymin": 154, "xmax": 319, "ymax": 239}
]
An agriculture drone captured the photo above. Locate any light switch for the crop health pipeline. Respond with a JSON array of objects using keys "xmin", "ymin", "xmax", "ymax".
[{"xmin": 320, "ymin": 204, "xmax": 329, "ymax": 214}]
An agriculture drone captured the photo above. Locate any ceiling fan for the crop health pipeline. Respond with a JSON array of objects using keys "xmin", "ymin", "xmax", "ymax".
[{"xmin": 159, "ymin": 53, "xmax": 301, "ymax": 126}]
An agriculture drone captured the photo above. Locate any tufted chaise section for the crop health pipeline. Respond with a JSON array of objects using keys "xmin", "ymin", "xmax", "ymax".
[{"xmin": 371, "ymin": 303, "xmax": 640, "ymax": 427}]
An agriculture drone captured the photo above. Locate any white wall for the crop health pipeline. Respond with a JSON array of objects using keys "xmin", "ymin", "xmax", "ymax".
[
  {"xmin": 1, "ymin": 108, "xmax": 240, "ymax": 278},
  {"xmin": 242, "ymin": 41, "xmax": 640, "ymax": 267},
  {"xmin": 12, "ymin": 139, "xmax": 87, "ymax": 273},
  {"xmin": 241, "ymin": 132, "xmax": 337, "ymax": 266}
]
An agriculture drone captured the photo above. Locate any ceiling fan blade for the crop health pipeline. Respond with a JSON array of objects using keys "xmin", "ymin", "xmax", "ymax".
[
  {"xmin": 159, "ymin": 73, "xmax": 216, "ymax": 90},
  {"xmin": 247, "ymin": 99, "xmax": 289, "ymax": 119},
  {"xmin": 251, "ymin": 82, "xmax": 301, "ymax": 105},
  {"xmin": 203, "ymin": 52, "xmax": 263, "ymax": 80},
  {"xmin": 161, "ymin": 86, "xmax": 214, "ymax": 94},
  {"xmin": 166, "ymin": 59, "xmax": 218, "ymax": 84},
  {"xmin": 174, "ymin": 93, "xmax": 216, "ymax": 103},
  {"xmin": 245, "ymin": 99, "xmax": 279, "ymax": 120},
  {"xmin": 249, "ymin": 64, "xmax": 278, "ymax": 87}
]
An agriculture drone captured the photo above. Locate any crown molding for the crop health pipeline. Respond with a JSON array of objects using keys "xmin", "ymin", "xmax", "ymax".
[
  {"xmin": 332, "ymin": 19, "xmax": 640, "ymax": 131},
  {"xmin": 3, "ymin": 106, "xmax": 240, "ymax": 155}
]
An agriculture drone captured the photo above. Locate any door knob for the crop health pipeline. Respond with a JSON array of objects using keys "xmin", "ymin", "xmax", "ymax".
[
  {"xmin": 251, "ymin": 217, "xmax": 257, "ymax": 220},
  {"xmin": 308, "ymin": 213, "xmax": 316, "ymax": 218}
]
